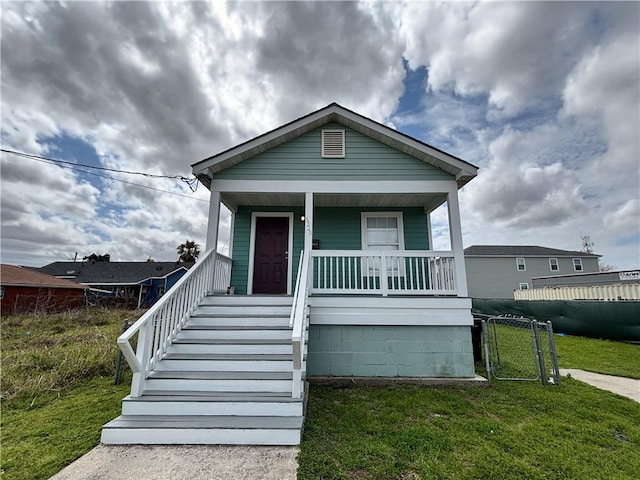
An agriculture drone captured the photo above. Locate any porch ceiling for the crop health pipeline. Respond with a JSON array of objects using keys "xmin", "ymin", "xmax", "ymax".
[{"xmin": 221, "ymin": 192, "xmax": 447, "ymax": 211}]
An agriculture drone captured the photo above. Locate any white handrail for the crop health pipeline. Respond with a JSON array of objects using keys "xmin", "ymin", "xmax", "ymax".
[
  {"xmin": 290, "ymin": 249, "xmax": 310, "ymax": 398},
  {"xmin": 117, "ymin": 249, "xmax": 232, "ymax": 396}
]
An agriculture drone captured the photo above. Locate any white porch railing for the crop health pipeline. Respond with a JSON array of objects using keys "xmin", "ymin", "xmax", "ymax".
[
  {"xmin": 117, "ymin": 249, "xmax": 232, "ymax": 397},
  {"xmin": 289, "ymin": 249, "xmax": 311, "ymax": 398},
  {"xmin": 310, "ymin": 250, "xmax": 457, "ymax": 296}
]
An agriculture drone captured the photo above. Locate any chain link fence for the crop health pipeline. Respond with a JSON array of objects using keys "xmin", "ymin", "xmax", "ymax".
[{"xmin": 478, "ymin": 314, "xmax": 561, "ymax": 385}]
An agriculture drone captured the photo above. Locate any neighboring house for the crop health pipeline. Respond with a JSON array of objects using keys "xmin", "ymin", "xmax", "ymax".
[
  {"xmin": 464, "ymin": 245, "xmax": 600, "ymax": 299},
  {"xmin": 102, "ymin": 103, "xmax": 480, "ymax": 446},
  {"xmin": 0, "ymin": 264, "xmax": 87, "ymax": 315},
  {"xmin": 37, "ymin": 261, "xmax": 194, "ymax": 308}
]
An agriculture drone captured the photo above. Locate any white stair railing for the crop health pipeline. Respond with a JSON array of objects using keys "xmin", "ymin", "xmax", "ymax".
[
  {"xmin": 117, "ymin": 249, "xmax": 232, "ymax": 397},
  {"xmin": 290, "ymin": 249, "xmax": 310, "ymax": 399}
]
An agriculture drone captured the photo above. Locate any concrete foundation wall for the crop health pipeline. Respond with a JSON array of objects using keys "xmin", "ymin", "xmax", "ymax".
[{"xmin": 306, "ymin": 325, "xmax": 475, "ymax": 378}]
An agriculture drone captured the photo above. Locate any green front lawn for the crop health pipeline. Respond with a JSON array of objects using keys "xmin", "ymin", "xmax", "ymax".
[
  {"xmin": 555, "ymin": 335, "xmax": 640, "ymax": 379},
  {"xmin": 299, "ymin": 333, "xmax": 640, "ymax": 479},
  {"xmin": 1, "ymin": 309, "xmax": 134, "ymax": 480},
  {"xmin": 2, "ymin": 308, "xmax": 638, "ymax": 480},
  {"xmin": 298, "ymin": 380, "xmax": 640, "ymax": 480}
]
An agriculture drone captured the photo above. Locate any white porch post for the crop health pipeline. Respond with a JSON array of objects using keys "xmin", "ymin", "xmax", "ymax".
[
  {"xmin": 226, "ymin": 206, "xmax": 236, "ymax": 258},
  {"xmin": 447, "ymin": 191, "xmax": 468, "ymax": 297},
  {"xmin": 305, "ymin": 192, "xmax": 314, "ymax": 287},
  {"xmin": 206, "ymin": 188, "xmax": 221, "ymax": 252},
  {"xmin": 426, "ymin": 212, "xmax": 433, "ymax": 250},
  {"xmin": 304, "ymin": 192, "xmax": 314, "ymax": 252}
]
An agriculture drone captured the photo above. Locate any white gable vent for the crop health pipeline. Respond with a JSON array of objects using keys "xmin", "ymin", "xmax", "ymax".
[{"xmin": 322, "ymin": 129, "xmax": 345, "ymax": 158}]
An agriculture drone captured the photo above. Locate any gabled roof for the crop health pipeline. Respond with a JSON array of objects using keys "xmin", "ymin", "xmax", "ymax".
[
  {"xmin": 36, "ymin": 262, "xmax": 194, "ymax": 285},
  {"xmin": 464, "ymin": 245, "xmax": 600, "ymax": 258},
  {"xmin": 192, "ymin": 103, "xmax": 478, "ymax": 189},
  {"xmin": 1, "ymin": 264, "xmax": 88, "ymax": 289}
]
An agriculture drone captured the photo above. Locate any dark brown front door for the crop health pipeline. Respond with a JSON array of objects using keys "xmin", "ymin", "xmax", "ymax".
[{"xmin": 252, "ymin": 216, "xmax": 289, "ymax": 294}]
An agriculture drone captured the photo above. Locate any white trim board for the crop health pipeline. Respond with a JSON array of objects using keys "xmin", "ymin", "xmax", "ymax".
[
  {"xmin": 247, "ymin": 212, "xmax": 294, "ymax": 295},
  {"xmin": 213, "ymin": 179, "xmax": 459, "ymax": 195},
  {"xmin": 308, "ymin": 296, "xmax": 473, "ymax": 326}
]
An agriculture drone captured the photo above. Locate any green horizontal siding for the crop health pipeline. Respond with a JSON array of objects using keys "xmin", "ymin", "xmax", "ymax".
[
  {"xmin": 215, "ymin": 122, "xmax": 454, "ymax": 181},
  {"xmin": 230, "ymin": 206, "xmax": 429, "ymax": 294},
  {"xmin": 307, "ymin": 325, "xmax": 475, "ymax": 377},
  {"xmin": 314, "ymin": 207, "xmax": 429, "ymax": 250}
]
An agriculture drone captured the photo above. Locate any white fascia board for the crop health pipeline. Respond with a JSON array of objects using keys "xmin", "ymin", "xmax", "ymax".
[
  {"xmin": 157, "ymin": 267, "xmax": 189, "ymax": 280},
  {"xmin": 87, "ymin": 287, "xmax": 113, "ymax": 294},
  {"xmin": 213, "ymin": 179, "xmax": 458, "ymax": 195}
]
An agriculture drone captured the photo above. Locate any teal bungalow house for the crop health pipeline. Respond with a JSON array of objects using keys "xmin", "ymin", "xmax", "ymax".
[{"xmin": 103, "ymin": 104, "xmax": 479, "ymax": 446}]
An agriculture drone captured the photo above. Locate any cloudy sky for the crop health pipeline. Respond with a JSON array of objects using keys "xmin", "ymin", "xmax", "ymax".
[{"xmin": 1, "ymin": 1, "xmax": 638, "ymax": 270}]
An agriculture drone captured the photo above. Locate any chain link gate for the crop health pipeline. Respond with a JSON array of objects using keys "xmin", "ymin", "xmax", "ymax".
[{"xmin": 479, "ymin": 315, "xmax": 561, "ymax": 385}]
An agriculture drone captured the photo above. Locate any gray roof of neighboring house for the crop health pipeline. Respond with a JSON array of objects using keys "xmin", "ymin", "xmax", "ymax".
[
  {"xmin": 36, "ymin": 261, "xmax": 195, "ymax": 285},
  {"xmin": 464, "ymin": 245, "xmax": 600, "ymax": 258}
]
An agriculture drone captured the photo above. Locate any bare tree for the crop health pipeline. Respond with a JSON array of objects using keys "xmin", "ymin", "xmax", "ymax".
[{"xmin": 599, "ymin": 261, "xmax": 617, "ymax": 272}]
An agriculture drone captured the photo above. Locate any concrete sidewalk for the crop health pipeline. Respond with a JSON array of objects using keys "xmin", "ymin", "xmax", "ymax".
[
  {"xmin": 560, "ymin": 369, "xmax": 640, "ymax": 403},
  {"xmin": 49, "ymin": 445, "xmax": 298, "ymax": 480}
]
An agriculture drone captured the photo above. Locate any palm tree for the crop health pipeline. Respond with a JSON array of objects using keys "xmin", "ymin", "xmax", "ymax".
[{"xmin": 176, "ymin": 240, "xmax": 201, "ymax": 262}]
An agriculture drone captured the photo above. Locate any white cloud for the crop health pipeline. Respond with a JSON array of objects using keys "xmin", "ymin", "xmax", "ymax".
[
  {"xmin": 0, "ymin": 1, "xmax": 637, "ymax": 271},
  {"xmin": 603, "ymin": 199, "xmax": 640, "ymax": 233},
  {"xmin": 396, "ymin": 1, "xmax": 600, "ymax": 116}
]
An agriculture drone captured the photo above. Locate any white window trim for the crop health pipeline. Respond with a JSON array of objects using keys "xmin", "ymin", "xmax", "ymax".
[
  {"xmin": 549, "ymin": 258, "xmax": 559, "ymax": 271},
  {"xmin": 321, "ymin": 129, "xmax": 345, "ymax": 158},
  {"xmin": 361, "ymin": 212, "xmax": 405, "ymax": 251},
  {"xmin": 361, "ymin": 212, "xmax": 405, "ymax": 277},
  {"xmin": 247, "ymin": 212, "xmax": 294, "ymax": 295},
  {"xmin": 519, "ymin": 282, "xmax": 529, "ymax": 290},
  {"xmin": 516, "ymin": 257, "xmax": 526, "ymax": 271},
  {"xmin": 573, "ymin": 258, "xmax": 583, "ymax": 272}
]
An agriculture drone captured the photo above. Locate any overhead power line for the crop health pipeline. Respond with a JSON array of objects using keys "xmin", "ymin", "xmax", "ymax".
[
  {"xmin": 0, "ymin": 147, "xmax": 207, "ymax": 203},
  {"xmin": 0, "ymin": 147, "xmax": 200, "ymax": 191}
]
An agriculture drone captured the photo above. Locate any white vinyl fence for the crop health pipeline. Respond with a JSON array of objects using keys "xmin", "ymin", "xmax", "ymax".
[{"xmin": 514, "ymin": 284, "xmax": 640, "ymax": 301}]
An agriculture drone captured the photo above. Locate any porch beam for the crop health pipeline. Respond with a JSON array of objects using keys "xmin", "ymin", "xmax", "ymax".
[
  {"xmin": 206, "ymin": 189, "xmax": 221, "ymax": 252},
  {"xmin": 220, "ymin": 194, "xmax": 238, "ymax": 214},
  {"xmin": 446, "ymin": 191, "xmax": 468, "ymax": 297},
  {"xmin": 214, "ymin": 179, "xmax": 458, "ymax": 195}
]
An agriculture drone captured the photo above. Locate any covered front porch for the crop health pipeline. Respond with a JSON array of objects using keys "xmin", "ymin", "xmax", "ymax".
[{"xmin": 206, "ymin": 186, "xmax": 470, "ymax": 300}]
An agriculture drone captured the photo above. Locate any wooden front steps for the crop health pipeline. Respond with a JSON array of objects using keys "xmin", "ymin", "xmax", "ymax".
[{"xmin": 101, "ymin": 295, "xmax": 306, "ymax": 446}]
